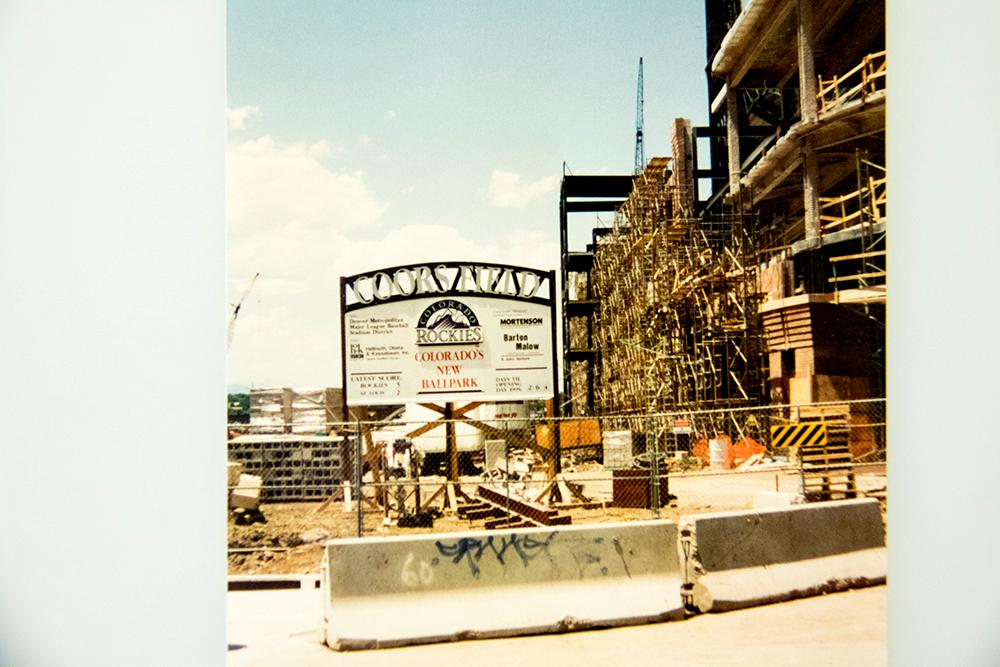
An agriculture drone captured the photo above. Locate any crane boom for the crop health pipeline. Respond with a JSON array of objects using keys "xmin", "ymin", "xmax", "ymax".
[
  {"xmin": 228, "ymin": 272, "xmax": 260, "ymax": 348},
  {"xmin": 635, "ymin": 57, "xmax": 645, "ymax": 175}
]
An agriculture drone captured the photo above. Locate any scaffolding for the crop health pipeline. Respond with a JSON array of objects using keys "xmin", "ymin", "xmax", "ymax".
[
  {"xmin": 817, "ymin": 50, "xmax": 886, "ymax": 117},
  {"xmin": 826, "ymin": 152, "xmax": 887, "ymax": 292},
  {"xmin": 589, "ymin": 160, "xmax": 767, "ymax": 416},
  {"xmin": 827, "ymin": 150, "xmax": 887, "ymax": 401}
]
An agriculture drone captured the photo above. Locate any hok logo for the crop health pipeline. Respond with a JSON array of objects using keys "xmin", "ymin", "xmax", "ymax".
[
  {"xmin": 416, "ymin": 300, "xmax": 483, "ymax": 346},
  {"xmin": 349, "ymin": 343, "xmax": 364, "ymax": 360}
]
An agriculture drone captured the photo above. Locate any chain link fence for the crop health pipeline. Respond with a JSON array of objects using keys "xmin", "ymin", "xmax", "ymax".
[{"xmin": 227, "ymin": 398, "xmax": 885, "ymax": 536}]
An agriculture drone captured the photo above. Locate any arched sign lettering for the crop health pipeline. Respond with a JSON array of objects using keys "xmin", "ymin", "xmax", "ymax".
[{"xmin": 340, "ymin": 261, "xmax": 558, "ymax": 406}]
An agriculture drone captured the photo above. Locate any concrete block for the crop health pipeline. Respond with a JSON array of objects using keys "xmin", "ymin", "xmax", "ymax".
[
  {"xmin": 796, "ymin": 346, "xmax": 870, "ymax": 377},
  {"xmin": 227, "ymin": 462, "xmax": 243, "ymax": 488},
  {"xmin": 681, "ymin": 498, "xmax": 885, "ymax": 613},
  {"xmin": 813, "ymin": 374, "xmax": 853, "ymax": 402},
  {"xmin": 788, "ymin": 376, "xmax": 813, "ymax": 404},
  {"xmin": 767, "ymin": 351, "xmax": 784, "ymax": 380},
  {"xmin": 793, "ymin": 347, "xmax": 815, "ymax": 376},
  {"xmin": 850, "ymin": 375, "xmax": 871, "ymax": 399},
  {"xmin": 231, "ymin": 473, "xmax": 262, "ymax": 510},
  {"xmin": 321, "ymin": 520, "xmax": 684, "ymax": 650}
]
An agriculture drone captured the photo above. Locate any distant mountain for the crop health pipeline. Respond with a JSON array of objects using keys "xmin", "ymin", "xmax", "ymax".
[{"xmin": 427, "ymin": 312, "xmax": 468, "ymax": 330}]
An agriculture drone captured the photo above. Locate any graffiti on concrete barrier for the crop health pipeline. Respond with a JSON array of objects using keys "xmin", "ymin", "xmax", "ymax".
[
  {"xmin": 612, "ymin": 537, "xmax": 632, "ymax": 578},
  {"xmin": 400, "ymin": 552, "xmax": 435, "ymax": 587},
  {"xmin": 434, "ymin": 532, "xmax": 558, "ymax": 578},
  {"xmin": 562, "ymin": 536, "xmax": 629, "ymax": 579}
]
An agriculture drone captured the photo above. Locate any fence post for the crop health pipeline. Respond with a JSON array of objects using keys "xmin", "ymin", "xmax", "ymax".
[
  {"xmin": 504, "ymin": 437, "xmax": 511, "ymax": 523},
  {"xmin": 354, "ymin": 419, "xmax": 363, "ymax": 538},
  {"xmin": 646, "ymin": 416, "xmax": 660, "ymax": 519}
]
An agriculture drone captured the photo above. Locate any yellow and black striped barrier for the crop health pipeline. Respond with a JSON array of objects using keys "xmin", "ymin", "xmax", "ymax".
[{"xmin": 770, "ymin": 423, "xmax": 827, "ymax": 449}]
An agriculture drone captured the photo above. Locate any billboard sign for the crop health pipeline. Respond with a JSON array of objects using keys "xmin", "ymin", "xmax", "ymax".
[{"xmin": 340, "ymin": 261, "xmax": 557, "ymax": 406}]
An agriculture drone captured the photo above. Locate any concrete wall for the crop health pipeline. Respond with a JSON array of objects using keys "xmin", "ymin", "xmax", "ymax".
[
  {"xmin": 681, "ymin": 498, "xmax": 886, "ymax": 612},
  {"xmin": 322, "ymin": 520, "xmax": 684, "ymax": 649},
  {"xmin": 319, "ymin": 498, "xmax": 887, "ymax": 650}
]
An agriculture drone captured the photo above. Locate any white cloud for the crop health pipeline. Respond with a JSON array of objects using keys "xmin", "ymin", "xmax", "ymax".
[
  {"xmin": 226, "ymin": 222, "xmax": 560, "ymax": 387},
  {"xmin": 384, "ymin": 110, "xmax": 397, "ymax": 120},
  {"xmin": 227, "ymin": 131, "xmax": 390, "ymax": 352},
  {"xmin": 227, "ymin": 105, "xmax": 260, "ymax": 131},
  {"xmin": 487, "ymin": 170, "xmax": 559, "ymax": 208},
  {"xmin": 227, "ymin": 301, "xmax": 342, "ymax": 388},
  {"xmin": 227, "ymin": 134, "xmax": 386, "ymax": 236},
  {"xmin": 499, "ymin": 229, "xmax": 559, "ymax": 270},
  {"xmin": 307, "ymin": 139, "xmax": 337, "ymax": 159},
  {"xmin": 225, "ymin": 115, "xmax": 561, "ymax": 388}
]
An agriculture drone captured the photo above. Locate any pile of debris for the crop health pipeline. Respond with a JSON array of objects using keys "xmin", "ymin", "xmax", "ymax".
[
  {"xmin": 228, "ymin": 461, "xmax": 265, "ymax": 525},
  {"xmin": 480, "ymin": 446, "xmax": 539, "ymax": 501}
]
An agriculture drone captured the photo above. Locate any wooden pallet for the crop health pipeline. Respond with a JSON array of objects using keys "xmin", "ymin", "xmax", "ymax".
[{"xmin": 798, "ymin": 413, "xmax": 857, "ymax": 501}]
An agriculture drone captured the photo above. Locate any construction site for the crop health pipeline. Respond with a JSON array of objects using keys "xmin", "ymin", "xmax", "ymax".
[
  {"xmin": 227, "ymin": 0, "xmax": 889, "ymax": 658},
  {"xmin": 562, "ymin": 0, "xmax": 884, "ymax": 418}
]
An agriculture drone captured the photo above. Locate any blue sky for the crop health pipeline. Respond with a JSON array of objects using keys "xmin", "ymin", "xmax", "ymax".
[{"xmin": 227, "ymin": 1, "xmax": 710, "ymax": 389}]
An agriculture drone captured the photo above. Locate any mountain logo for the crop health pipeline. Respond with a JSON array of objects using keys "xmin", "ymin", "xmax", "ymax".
[{"xmin": 416, "ymin": 299, "xmax": 483, "ymax": 346}]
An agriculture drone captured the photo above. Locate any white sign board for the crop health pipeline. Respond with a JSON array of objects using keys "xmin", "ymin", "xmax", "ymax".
[{"xmin": 341, "ymin": 262, "xmax": 556, "ymax": 406}]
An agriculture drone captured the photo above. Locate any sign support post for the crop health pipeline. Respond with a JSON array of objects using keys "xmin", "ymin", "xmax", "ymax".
[
  {"xmin": 548, "ymin": 269, "xmax": 562, "ymax": 474},
  {"xmin": 444, "ymin": 402, "xmax": 457, "ymax": 481},
  {"xmin": 340, "ymin": 260, "xmax": 562, "ymax": 487},
  {"xmin": 339, "ymin": 276, "xmax": 349, "ymax": 425}
]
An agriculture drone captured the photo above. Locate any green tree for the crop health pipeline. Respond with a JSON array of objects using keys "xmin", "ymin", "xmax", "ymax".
[{"xmin": 227, "ymin": 393, "xmax": 250, "ymax": 424}]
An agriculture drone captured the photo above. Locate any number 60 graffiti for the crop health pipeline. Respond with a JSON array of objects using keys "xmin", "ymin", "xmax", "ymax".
[{"xmin": 400, "ymin": 553, "xmax": 434, "ymax": 587}]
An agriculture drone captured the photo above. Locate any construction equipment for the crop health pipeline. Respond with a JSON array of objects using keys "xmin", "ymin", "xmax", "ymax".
[
  {"xmin": 634, "ymin": 57, "xmax": 645, "ymax": 174},
  {"xmin": 382, "ymin": 438, "xmax": 435, "ymax": 527},
  {"xmin": 227, "ymin": 271, "xmax": 260, "ymax": 348}
]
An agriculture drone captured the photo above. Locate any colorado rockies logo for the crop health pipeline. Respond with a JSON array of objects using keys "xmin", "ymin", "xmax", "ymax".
[{"xmin": 415, "ymin": 300, "xmax": 483, "ymax": 346}]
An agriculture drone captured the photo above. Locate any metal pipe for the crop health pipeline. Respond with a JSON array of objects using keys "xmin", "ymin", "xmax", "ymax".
[{"xmin": 354, "ymin": 420, "xmax": 363, "ymax": 537}]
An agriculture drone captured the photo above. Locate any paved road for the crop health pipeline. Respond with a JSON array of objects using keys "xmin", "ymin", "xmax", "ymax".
[{"xmin": 227, "ymin": 584, "xmax": 886, "ymax": 666}]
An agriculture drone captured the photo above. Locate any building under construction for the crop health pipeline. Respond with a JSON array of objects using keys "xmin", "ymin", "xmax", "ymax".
[{"xmin": 561, "ymin": 0, "xmax": 885, "ymax": 418}]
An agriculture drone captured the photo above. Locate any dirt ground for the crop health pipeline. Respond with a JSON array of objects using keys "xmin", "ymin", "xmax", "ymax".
[
  {"xmin": 227, "ymin": 497, "xmax": 745, "ymax": 576},
  {"xmin": 228, "ymin": 465, "xmax": 886, "ymax": 576}
]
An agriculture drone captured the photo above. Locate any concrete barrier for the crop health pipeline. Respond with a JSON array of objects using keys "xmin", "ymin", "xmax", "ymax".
[
  {"xmin": 228, "ymin": 574, "xmax": 321, "ymax": 591},
  {"xmin": 321, "ymin": 520, "xmax": 683, "ymax": 650},
  {"xmin": 680, "ymin": 498, "xmax": 885, "ymax": 613}
]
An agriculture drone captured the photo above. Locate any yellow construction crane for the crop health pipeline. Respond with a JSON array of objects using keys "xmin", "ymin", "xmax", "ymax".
[{"xmin": 227, "ymin": 272, "xmax": 260, "ymax": 349}]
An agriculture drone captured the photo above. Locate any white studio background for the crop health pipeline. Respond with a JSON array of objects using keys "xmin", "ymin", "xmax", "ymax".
[
  {"xmin": 888, "ymin": 0, "xmax": 1000, "ymax": 664},
  {"xmin": 1, "ymin": 1, "xmax": 999, "ymax": 665},
  {"xmin": 0, "ymin": 2, "xmax": 224, "ymax": 665}
]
